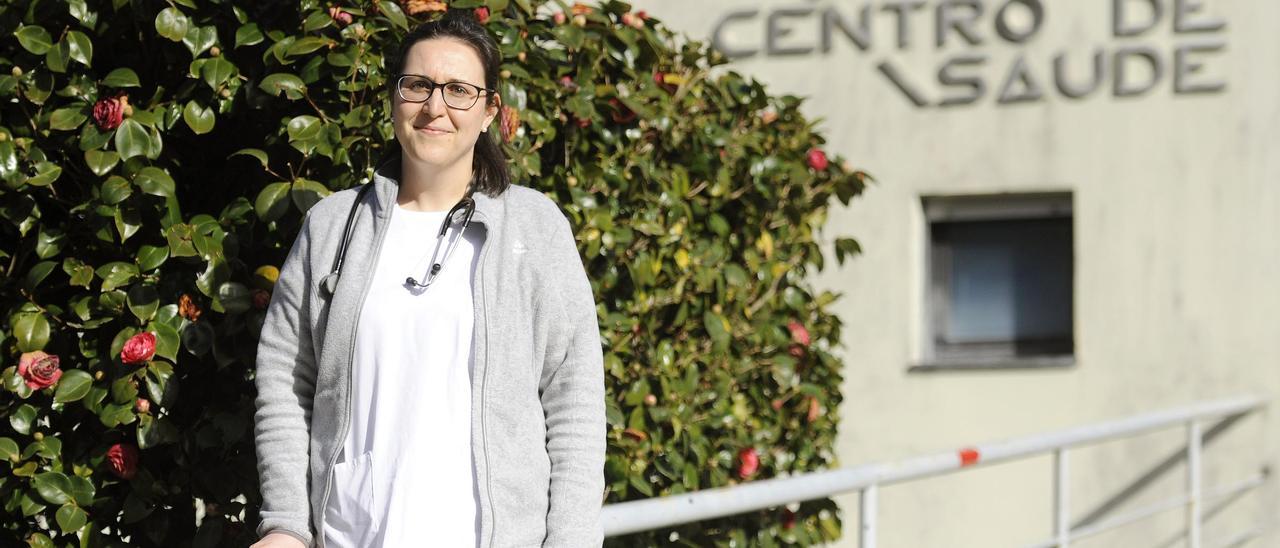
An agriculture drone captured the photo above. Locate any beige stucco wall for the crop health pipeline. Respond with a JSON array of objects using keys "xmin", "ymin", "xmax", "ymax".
[{"xmin": 634, "ymin": 0, "xmax": 1279, "ymax": 545}]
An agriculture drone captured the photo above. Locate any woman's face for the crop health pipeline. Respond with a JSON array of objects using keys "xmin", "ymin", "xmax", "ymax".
[{"xmin": 392, "ymin": 37, "xmax": 498, "ymax": 174}]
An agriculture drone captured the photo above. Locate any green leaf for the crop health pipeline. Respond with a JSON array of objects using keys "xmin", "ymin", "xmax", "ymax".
[
  {"xmin": 110, "ymin": 375, "xmax": 137, "ymax": 404},
  {"xmin": 146, "ymin": 125, "xmax": 164, "ymax": 159},
  {"xmin": 259, "ymin": 73, "xmax": 306, "ymax": 99},
  {"xmin": 135, "ymin": 166, "xmax": 175, "ymax": 198},
  {"xmin": 100, "ymin": 175, "xmax": 131, "ymax": 204},
  {"xmin": 287, "ymin": 37, "xmax": 329, "ymax": 56},
  {"xmin": 103, "ymin": 67, "xmax": 140, "ymax": 88},
  {"xmin": 155, "ymin": 7, "xmax": 190, "ymax": 42},
  {"xmin": 27, "ymin": 162, "xmax": 63, "ymax": 187},
  {"xmin": 380, "ymin": 0, "xmax": 409, "ymax": 30},
  {"xmin": 49, "ymin": 106, "xmax": 89, "ymax": 131},
  {"xmin": 15, "ymin": 25, "xmax": 53, "ymax": 55},
  {"xmin": 113, "ymin": 118, "xmax": 150, "ymax": 160},
  {"xmin": 96, "ymin": 261, "xmax": 138, "ymax": 292},
  {"xmin": 33, "ymin": 472, "xmax": 73, "ymax": 505},
  {"xmin": 229, "ymin": 148, "xmax": 268, "ymax": 167},
  {"xmin": 67, "ymin": 263, "xmax": 94, "ymax": 288},
  {"xmin": 13, "ymin": 313, "xmax": 50, "ymax": 352},
  {"xmin": 286, "ymin": 115, "xmax": 322, "ymax": 141},
  {"xmin": 834, "ymin": 238, "xmax": 862, "ymax": 265},
  {"xmin": 183, "ymin": 101, "xmax": 215, "ymax": 134},
  {"xmin": 165, "ymin": 224, "xmax": 198, "ymax": 257},
  {"xmin": 138, "ymin": 245, "xmax": 169, "ymax": 272},
  {"xmin": 254, "ymin": 182, "xmax": 290, "ymax": 222},
  {"xmin": 66, "ymin": 30, "xmax": 93, "ymax": 67},
  {"xmin": 200, "ymin": 57, "xmax": 237, "ymax": 90},
  {"xmin": 20, "ymin": 494, "xmax": 46, "ymax": 518},
  {"xmin": 79, "ymin": 123, "xmax": 111, "ymax": 151},
  {"xmin": 55, "ymin": 503, "xmax": 88, "ymax": 534},
  {"xmin": 145, "ymin": 360, "xmax": 176, "ymax": 406},
  {"xmin": 138, "ymin": 414, "xmax": 179, "ymax": 449},
  {"xmin": 183, "ymin": 25, "xmax": 218, "ymax": 57},
  {"xmin": 0, "ymin": 437, "xmax": 18, "ymax": 461},
  {"xmin": 46, "ymin": 39, "xmax": 70, "ymax": 73},
  {"xmin": 10, "ymin": 404, "xmax": 36, "ymax": 434},
  {"xmin": 23, "ymin": 261, "xmax": 56, "ymax": 292},
  {"xmin": 67, "ymin": 475, "xmax": 94, "ymax": 506},
  {"xmin": 85, "ymin": 149, "xmax": 120, "ymax": 176},
  {"xmin": 702, "ymin": 310, "xmax": 730, "ymax": 348},
  {"xmin": 195, "ymin": 258, "xmax": 230, "ymax": 298},
  {"xmin": 127, "ymin": 284, "xmax": 159, "ymax": 322},
  {"xmin": 53, "ymin": 370, "xmax": 93, "ymax": 403},
  {"xmin": 291, "ymin": 178, "xmax": 331, "ymax": 213},
  {"xmin": 234, "ymin": 23, "xmax": 264, "ymax": 48}
]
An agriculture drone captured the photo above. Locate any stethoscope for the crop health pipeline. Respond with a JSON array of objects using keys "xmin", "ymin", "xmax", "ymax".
[{"xmin": 318, "ymin": 183, "xmax": 476, "ymax": 300}]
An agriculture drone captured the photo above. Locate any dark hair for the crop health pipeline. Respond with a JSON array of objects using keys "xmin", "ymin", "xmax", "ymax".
[{"xmin": 383, "ymin": 12, "xmax": 510, "ymax": 197}]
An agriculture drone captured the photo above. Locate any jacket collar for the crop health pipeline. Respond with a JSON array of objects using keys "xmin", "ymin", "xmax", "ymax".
[{"xmin": 370, "ymin": 163, "xmax": 503, "ymax": 228}]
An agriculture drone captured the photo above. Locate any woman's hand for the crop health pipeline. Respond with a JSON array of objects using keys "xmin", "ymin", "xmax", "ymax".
[{"xmin": 250, "ymin": 532, "xmax": 307, "ymax": 548}]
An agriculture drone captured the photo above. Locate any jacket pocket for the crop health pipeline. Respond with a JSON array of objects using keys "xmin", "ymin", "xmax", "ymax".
[{"xmin": 322, "ymin": 450, "xmax": 377, "ymax": 547}]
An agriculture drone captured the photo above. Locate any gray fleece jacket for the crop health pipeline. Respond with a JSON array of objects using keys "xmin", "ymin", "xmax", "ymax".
[{"xmin": 252, "ymin": 167, "xmax": 605, "ymax": 547}]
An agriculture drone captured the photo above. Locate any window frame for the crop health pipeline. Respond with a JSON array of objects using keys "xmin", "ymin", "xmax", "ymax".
[{"xmin": 914, "ymin": 192, "xmax": 1076, "ymax": 372}]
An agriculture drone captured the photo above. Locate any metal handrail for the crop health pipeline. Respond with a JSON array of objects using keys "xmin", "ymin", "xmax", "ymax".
[{"xmin": 601, "ymin": 396, "xmax": 1268, "ymax": 546}]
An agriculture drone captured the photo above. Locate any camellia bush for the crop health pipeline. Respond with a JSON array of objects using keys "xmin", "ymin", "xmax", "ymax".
[{"xmin": 0, "ymin": 0, "xmax": 868, "ymax": 546}]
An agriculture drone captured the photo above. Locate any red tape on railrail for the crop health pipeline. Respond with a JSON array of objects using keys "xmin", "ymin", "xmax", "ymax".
[{"xmin": 958, "ymin": 447, "xmax": 981, "ymax": 467}]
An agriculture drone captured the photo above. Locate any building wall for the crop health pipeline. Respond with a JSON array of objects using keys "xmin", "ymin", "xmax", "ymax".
[{"xmin": 634, "ymin": 1, "xmax": 1280, "ymax": 545}]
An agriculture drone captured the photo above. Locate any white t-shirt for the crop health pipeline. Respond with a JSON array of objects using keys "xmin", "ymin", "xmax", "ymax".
[{"xmin": 324, "ymin": 203, "xmax": 482, "ymax": 548}]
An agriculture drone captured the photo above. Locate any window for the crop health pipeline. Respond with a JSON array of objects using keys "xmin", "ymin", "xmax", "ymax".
[{"xmin": 920, "ymin": 193, "xmax": 1074, "ymax": 369}]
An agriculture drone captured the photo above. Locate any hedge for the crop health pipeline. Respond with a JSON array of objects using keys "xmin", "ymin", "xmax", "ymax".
[{"xmin": 0, "ymin": 0, "xmax": 868, "ymax": 545}]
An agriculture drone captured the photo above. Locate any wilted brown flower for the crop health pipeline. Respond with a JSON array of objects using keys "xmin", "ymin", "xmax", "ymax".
[
  {"xmin": 402, "ymin": 0, "xmax": 447, "ymax": 15},
  {"xmin": 178, "ymin": 294, "xmax": 202, "ymax": 322},
  {"xmin": 500, "ymin": 105, "xmax": 519, "ymax": 143}
]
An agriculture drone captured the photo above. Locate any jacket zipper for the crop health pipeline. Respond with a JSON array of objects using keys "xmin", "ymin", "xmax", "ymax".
[
  {"xmin": 315, "ymin": 191, "xmax": 390, "ymax": 548},
  {"xmin": 475, "ymin": 220, "xmax": 497, "ymax": 548}
]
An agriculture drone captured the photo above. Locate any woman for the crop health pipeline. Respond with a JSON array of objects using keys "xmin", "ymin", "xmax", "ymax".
[{"xmin": 251, "ymin": 14, "xmax": 605, "ymax": 548}]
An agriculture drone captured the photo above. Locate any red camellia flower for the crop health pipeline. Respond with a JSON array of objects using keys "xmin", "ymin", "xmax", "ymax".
[
  {"xmin": 474, "ymin": 7, "xmax": 490, "ymax": 23},
  {"xmin": 17, "ymin": 351, "xmax": 62, "ymax": 390},
  {"xmin": 328, "ymin": 7, "xmax": 353, "ymax": 26},
  {"xmin": 787, "ymin": 320, "xmax": 811, "ymax": 347},
  {"xmin": 608, "ymin": 98, "xmax": 636, "ymax": 124},
  {"xmin": 737, "ymin": 447, "xmax": 760, "ymax": 479},
  {"xmin": 92, "ymin": 94, "xmax": 127, "ymax": 131},
  {"xmin": 806, "ymin": 148, "xmax": 829, "ymax": 171},
  {"xmin": 252, "ymin": 289, "xmax": 272, "ymax": 310},
  {"xmin": 106, "ymin": 443, "xmax": 139, "ymax": 480},
  {"xmin": 782, "ymin": 508, "xmax": 797, "ymax": 530},
  {"xmin": 120, "ymin": 332, "xmax": 156, "ymax": 365}
]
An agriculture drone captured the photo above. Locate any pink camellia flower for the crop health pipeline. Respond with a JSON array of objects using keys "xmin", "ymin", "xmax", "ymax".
[
  {"xmin": 120, "ymin": 332, "xmax": 156, "ymax": 365},
  {"xmin": 474, "ymin": 7, "xmax": 490, "ymax": 23},
  {"xmin": 328, "ymin": 7, "xmax": 353, "ymax": 26},
  {"xmin": 17, "ymin": 351, "xmax": 62, "ymax": 390},
  {"xmin": 621, "ymin": 11, "xmax": 645, "ymax": 29},
  {"xmin": 787, "ymin": 320, "xmax": 811, "ymax": 347},
  {"xmin": 806, "ymin": 148, "xmax": 829, "ymax": 171},
  {"xmin": 93, "ymin": 94, "xmax": 127, "ymax": 131},
  {"xmin": 553, "ymin": 11, "xmax": 566, "ymax": 25},
  {"xmin": 737, "ymin": 447, "xmax": 760, "ymax": 479},
  {"xmin": 106, "ymin": 443, "xmax": 139, "ymax": 480},
  {"xmin": 135, "ymin": 398, "xmax": 151, "ymax": 414}
]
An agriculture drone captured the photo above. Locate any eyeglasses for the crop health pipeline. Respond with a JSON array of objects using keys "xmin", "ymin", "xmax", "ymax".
[{"xmin": 395, "ymin": 74, "xmax": 493, "ymax": 110}]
